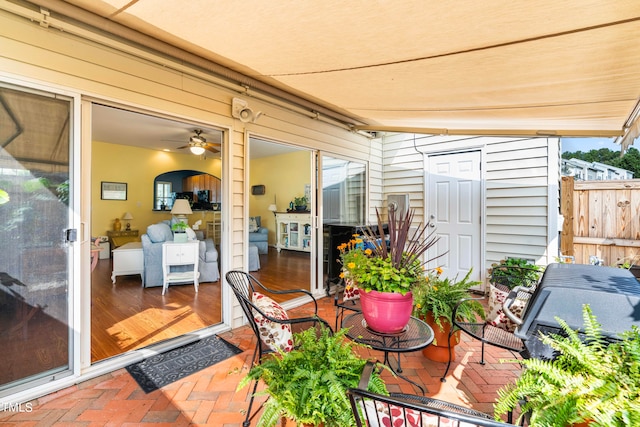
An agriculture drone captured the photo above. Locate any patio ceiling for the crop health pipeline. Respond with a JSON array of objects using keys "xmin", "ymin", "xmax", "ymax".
[{"xmin": 36, "ymin": 1, "xmax": 640, "ymax": 147}]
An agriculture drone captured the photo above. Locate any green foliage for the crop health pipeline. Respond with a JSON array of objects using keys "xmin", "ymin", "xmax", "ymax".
[
  {"xmin": 0, "ymin": 189, "xmax": 8, "ymax": 205},
  {"xmin": 237, "ymin": 325, "xmax": 388, "ymax": 427},
  {"xmin": 56, "ymin": 180, "xmax": 69, "ymax": 205},
  {"xmin": 412, "ymin": 268, "xmax": 484, "ymax": 332},
  {"xmin": 293, "ymin": 195, "xmax": 308, "ymax": 206},
  {"xmin": 171, "ymin": 220, "xmax": 188, "ymax": 231},
  {"xmin": 338, "ymin": 208, "xmax": 442, "ymax": 295},
  {"xmin": 23, "ymin": 177, "xmax": 50, "ymax": 192},
  {"xmin": 563, "ymin": 146, "xmax": 640, "ymax": 178},
  {"xmin": 494, "ymin": 305, "xmax": 640, "ymax": 426},
  {"xmin": 489, "ymin": 258, "xmax": 543, "ymax": 290}
]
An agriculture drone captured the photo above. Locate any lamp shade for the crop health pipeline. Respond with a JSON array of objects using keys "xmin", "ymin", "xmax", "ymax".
[
  {"xmin": 268, "ymin": 204, "xmax": 277, "ymax": 212},
  {"xmin": 122, "ymin": 212, "xmax": 133, "ymax": 220},
  {"xmin": 171, "ymin": 199, "xmax": 193, "ymax": 215}
]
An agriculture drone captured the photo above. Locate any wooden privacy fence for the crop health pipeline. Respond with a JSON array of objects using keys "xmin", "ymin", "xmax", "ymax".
[{"xmin": 561, "ymin": 176, "xmax": 640, "ymax": 266}]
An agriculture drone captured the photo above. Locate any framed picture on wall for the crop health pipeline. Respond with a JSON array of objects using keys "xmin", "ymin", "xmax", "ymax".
[
  {"xmin": 101, "ymin": 181, "xmax": 127, "ymax": 200},
  {"xmin": 304, "ymin": 184, "xmax": 311, "ymax": 202}
]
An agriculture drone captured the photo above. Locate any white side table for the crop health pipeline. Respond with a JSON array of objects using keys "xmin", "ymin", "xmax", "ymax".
[
  {"xmin": 162, "ymin": 241, "xmax": 200, "ymax": 295},
  {"xmin": 111, "ymin": 241, "xmax": 144, "ymax": 286}
]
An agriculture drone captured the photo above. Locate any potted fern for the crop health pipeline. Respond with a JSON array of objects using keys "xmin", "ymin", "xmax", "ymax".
[
  {"xmin": 494, "ymin": 305, "xmax": 640, "ymax": 426},
  {"xmin": 412, "ymin": 268, "xmax": 484, "ymax": 362},
  {"xmin": 237, "ymin": 325, "xmax": 388, "ymax": 427}
]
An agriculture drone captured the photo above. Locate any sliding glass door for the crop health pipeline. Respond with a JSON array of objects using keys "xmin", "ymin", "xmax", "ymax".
[
  {"xmin": 321, "ymin": 155, "xmax": 366, "ymax": 290},
  {"xmin": 0, "ymin": 82, "xmax": 74, "ymax": 395}
]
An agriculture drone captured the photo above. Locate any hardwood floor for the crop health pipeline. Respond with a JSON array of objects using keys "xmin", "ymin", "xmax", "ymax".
[{"xmin": 91, "ymin": 247, "xmax": 311, "ymax": 362}]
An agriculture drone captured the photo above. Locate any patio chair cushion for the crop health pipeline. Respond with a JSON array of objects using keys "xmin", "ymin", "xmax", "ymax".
[
  {"xmin": 252, "ymin": 292, "xmax": 293, "ymax": 353},
  {"xmin": 343, "ymin": 278, "xmax": 360, "ymax": 301},
  {"xmin": 363, "ymin": 400, "xmax": 446, "ymax": 427},
  {"xmin": 487, "ymin": 284, "xmax": 526, "ymax": 332}
]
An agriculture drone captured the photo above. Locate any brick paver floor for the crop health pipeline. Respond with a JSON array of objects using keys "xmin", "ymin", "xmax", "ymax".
[{"xmin": 0, "ymin": 295, "xmax": 523, "ymax": 426}]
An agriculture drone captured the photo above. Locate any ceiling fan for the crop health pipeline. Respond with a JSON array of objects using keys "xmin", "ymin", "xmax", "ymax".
[{"xmin": 177, "ymin": 129, "xmax": 220, "ymax": 155}]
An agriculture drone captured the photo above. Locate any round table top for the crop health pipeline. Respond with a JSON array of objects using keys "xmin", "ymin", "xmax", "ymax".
[{"xmin": 343, "ymin": 312, "xmax": 434, "ymax": 353}]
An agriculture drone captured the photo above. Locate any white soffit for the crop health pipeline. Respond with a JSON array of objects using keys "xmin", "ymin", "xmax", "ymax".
[{"xmin": 55, "ymin": 0, "xmax": 640, "ymax": 136}]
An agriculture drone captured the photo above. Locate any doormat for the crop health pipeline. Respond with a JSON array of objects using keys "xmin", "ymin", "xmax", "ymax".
[{"xmin": 126, "ymin": 335, "xmax": 243, "ymax": 393}]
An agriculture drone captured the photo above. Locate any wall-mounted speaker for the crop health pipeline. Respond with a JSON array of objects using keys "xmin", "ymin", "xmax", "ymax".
[
  {"xmin": 232, "ymin": 97, "xmax": 263, "ymax": 123},
  {"xmin": 251, "ymin": 185, "xmax": 266, "ymax": 195}
]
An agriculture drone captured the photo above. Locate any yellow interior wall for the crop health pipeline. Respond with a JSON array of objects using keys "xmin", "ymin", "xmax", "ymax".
[
  {"xmin": 91, "ymin": 141, "xmax": 222, "ymax": 237},
  {"xmin": 250, "ymin": 150, "xmax": 311, "ymax": 245}
]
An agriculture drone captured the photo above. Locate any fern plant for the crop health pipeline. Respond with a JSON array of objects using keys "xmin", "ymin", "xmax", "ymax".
[
  {"xmin": 489, "ymin": 258, "xmax": 543, "ymax": 290},
  {"xmin": 494, "ymin": 305, "xmax": 640, "ymax": 426},
  {"xmin": 412, "ymin": 268, "xmax": 484, "ymax": 332},
  {"xmin": 237, "ymin": 325, "xmax": 389, "ymax": 427}
]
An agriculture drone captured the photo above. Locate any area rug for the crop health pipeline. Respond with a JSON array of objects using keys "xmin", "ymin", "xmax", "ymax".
[{"xmin": 126, "ymin": 335, "xmax": 243, "ymax": 393}]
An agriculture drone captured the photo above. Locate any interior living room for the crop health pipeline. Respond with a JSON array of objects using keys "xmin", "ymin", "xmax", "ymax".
[{"xmin": 89, "ymin": 105, "xmax": 315, "ymax": 362}]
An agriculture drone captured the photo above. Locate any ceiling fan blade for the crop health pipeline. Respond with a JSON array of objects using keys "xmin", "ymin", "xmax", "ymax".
[
  {"xmin": 176, "ymin": 145, "xmax": 190, "ymax": 150},
  {"xmin": 204, "ymin": 145, "xmax": 219, "ymax": 153}
]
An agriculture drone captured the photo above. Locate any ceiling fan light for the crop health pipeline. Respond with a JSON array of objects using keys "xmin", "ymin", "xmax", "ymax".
[{"xmin": 190, "ymin": 145, "xmax": 205, "ymax": 155}]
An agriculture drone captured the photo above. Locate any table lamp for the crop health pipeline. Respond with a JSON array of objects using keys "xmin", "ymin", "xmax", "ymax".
[
  {"xmin": 171, "ymin": 199, "xmax": 193, "ymax": 225},
  {"xmin": 268, "ymin": 203, "xmax": 277, "ymax": 216},
  {"xmin": 122, "ymin": 212, "xmax": 133, "ymax": 231}
]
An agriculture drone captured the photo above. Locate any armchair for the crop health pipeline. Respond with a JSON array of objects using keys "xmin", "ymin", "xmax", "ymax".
[
  {"xmin": 248, "ymin": 215, "xmax": 268, "ymax": 254},
  {"xmin": 141, "ymin": 222, "xmax": 220, "ymax": 288}
]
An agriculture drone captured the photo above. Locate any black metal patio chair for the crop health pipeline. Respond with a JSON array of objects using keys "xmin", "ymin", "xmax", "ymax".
[
  {"xmin": 437, "ymin": 268, "xmax": 539, "ymax": 427},
  {"xmin": 349, "ymin": 361, "xmax": 518, "ymax": 427},
  {"xmin": 225, "ymin": 270, "xmax": 332, "ymax": 427},
  {"xmin": 334, "ymin": 279, "xmax": 361, "ymax": 329}
]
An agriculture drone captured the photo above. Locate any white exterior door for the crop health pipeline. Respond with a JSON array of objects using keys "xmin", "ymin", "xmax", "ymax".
[{"xmin": 426, "ymin": 151, "xmax": 482, "ymax": 283}]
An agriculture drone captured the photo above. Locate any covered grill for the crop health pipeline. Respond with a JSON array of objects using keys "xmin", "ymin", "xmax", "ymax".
[{"xmin": 512, "ymin": 263, "xmax": 640, "ymax": 359}]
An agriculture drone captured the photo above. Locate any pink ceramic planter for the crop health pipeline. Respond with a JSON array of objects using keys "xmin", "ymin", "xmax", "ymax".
[{"xmin": 359, "ymin": 289, "xmax": 413, "ymax": 334}]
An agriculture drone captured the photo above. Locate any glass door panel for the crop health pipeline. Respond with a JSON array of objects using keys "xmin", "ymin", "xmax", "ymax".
[
  {"xmin": 321, "ymin": 156, "xmax": 367, "ymax": 290},
  {"xmin": 0, "ymin": 83, "xmax": 73, "ymax": 393}
]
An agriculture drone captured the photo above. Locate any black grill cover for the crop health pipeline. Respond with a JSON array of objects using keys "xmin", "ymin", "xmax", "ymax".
[{"xmin": 515, "ymin": 263, "xmax": 640, "ymax": 359}]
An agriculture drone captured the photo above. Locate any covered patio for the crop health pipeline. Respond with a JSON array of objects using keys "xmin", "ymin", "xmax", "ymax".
[{"xmin": 0, "ymin": 295, "xmax": 523, "ymax": 426}]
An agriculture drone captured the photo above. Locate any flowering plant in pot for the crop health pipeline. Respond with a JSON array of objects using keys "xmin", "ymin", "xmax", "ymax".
[
  {"xmin": 338, "ymin": 208, "xmax": 442, "ymax": 333},
  {"xmin": 412, "ymin": 268, "xmax": 484, "ymax": 362}
]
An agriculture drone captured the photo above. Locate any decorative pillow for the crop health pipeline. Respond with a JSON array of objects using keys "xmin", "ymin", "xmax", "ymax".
[
  {"xmin": 343, "ymin": 278, "xmax": 360, "ymax": 301},
  {"xmin": 147, "ymin": 222, "xmax": 172, "ymax": 243},
  {"xmin": 252, "ymin": 292, "xmax": 293, "ymax": 353},
  {"xmin": 249, "ymin": 217, "xmax": 259, "ymax": 232},
  {"xmin": 487, "ymin": 284, "xmax": 526, "ymax": 332}
]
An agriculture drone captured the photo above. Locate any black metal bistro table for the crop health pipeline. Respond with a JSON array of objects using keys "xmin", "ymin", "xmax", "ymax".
[{"xmin": 343, "ymin": 312, "xmax": 434, "ymax": 394}]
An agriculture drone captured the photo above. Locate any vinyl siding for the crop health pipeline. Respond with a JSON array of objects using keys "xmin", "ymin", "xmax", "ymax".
[{"xmin": 381, "ymin": 133, "xmax": 560, "ymax": 281}]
